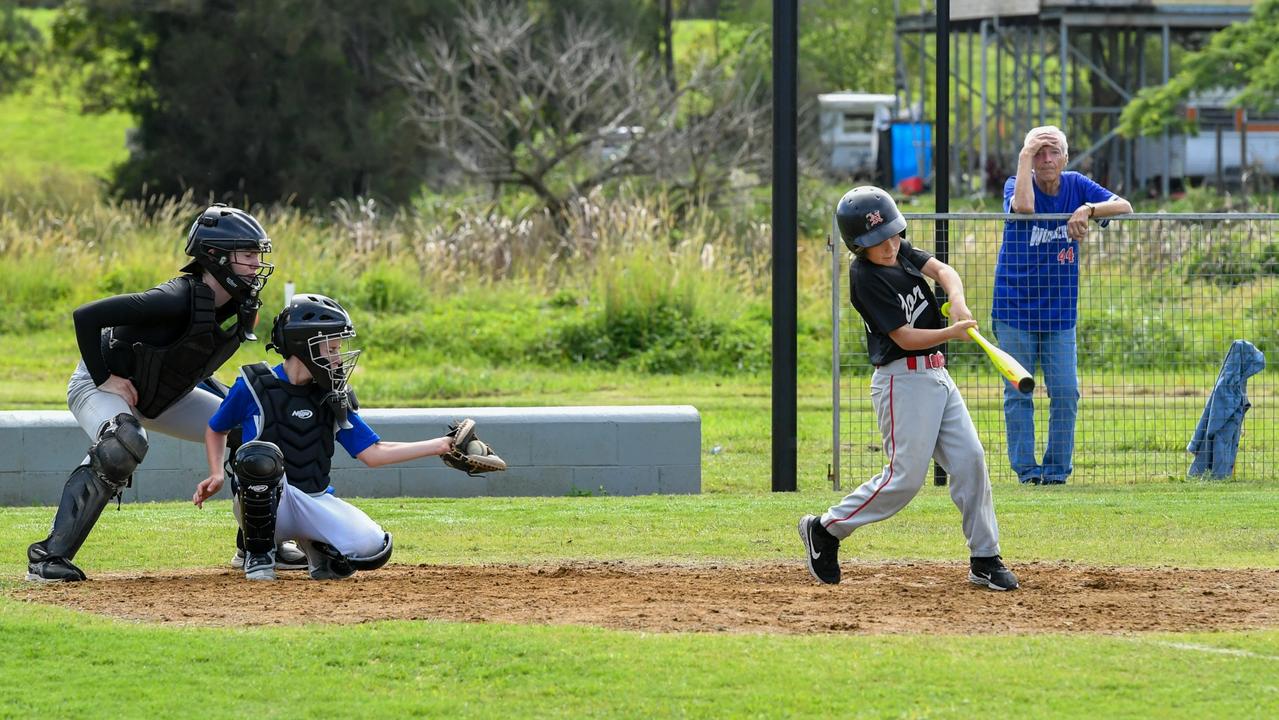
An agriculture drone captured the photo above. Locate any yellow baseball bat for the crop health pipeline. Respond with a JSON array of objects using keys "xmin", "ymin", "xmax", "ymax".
[{"xmin": 940, "ymin": 302, "xmax": 1035, "ymax": 393}]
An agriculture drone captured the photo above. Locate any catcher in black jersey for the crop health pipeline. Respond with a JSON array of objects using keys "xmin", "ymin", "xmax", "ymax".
[{"xmin": 26, "ymin": 204, "xmax": 275, "ymax": 582}]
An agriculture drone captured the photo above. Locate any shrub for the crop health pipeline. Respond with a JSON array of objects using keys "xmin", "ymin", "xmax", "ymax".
[
  {"xmin": 353, "ymin": 263, "xmax": 423, "ymax": 313},
  {"xmin": 1077, "ymin": 311, "xmax": 1186, "ymax": 368},
  {"xmin": 1182, "ymin": 243, "xmax": 1260, "ymax": 288}
]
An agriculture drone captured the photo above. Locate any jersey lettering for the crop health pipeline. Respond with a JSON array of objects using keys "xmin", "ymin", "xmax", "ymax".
[
  {"xmin": 898, "ymin": 285, "xmax": 927, "ymax": 327},
  {"xmin": 1029, "ymin": 225, "xmax": 1068, "ymax": 247}
]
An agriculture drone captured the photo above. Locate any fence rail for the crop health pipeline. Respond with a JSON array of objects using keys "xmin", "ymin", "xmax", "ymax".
[{"xmin": 831, "ymin": 212, "xmax": 1278, "ymax": 487}]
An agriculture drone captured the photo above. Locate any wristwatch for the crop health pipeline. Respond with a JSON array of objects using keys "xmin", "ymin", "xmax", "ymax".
[{"xmin": 1084, "ymin": 202, "xmax": 1096, "ymax": 218}]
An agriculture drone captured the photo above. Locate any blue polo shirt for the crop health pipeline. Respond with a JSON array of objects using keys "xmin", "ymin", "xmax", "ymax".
[{"xmin": 993, "ymin": 171, "xmax": 1117, "ymax": 331}]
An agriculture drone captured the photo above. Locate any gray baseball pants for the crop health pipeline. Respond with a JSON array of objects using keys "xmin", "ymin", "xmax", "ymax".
[
  {"xmin": 821, "ymin": 358, "xmax": 1002, "ymax": 557},
  {"xmin": 67, "ymin": 361, "xmax": 223, "ymax": 453}
]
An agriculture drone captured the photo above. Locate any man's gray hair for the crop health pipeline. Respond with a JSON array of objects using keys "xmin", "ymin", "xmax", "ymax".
[{"xmin": 1024, "ymin": 125, "xmax": 1068, "ymax": 156}]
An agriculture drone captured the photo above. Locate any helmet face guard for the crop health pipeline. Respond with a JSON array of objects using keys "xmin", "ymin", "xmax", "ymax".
[
  {"xmin": 198, "ymin": 241, "xmax": 275, "ymax": 307},
  {"xmin": 305, "ymin": 328, "xmax": 361, "ymax": 408},
  {"xmin": 269, "ymin": 294, "xmax": 361, "ymax": 413}
]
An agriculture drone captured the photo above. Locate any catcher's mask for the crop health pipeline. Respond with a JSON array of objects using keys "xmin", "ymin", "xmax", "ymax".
[
  {"xmin": 268, "ymin": 294, "xmax": 361, "ymax": 410},
  {"xmin": 180, "ymin": 204, "xmax": 275, "ymax": 309},
  {"xmin": 834, "ymin": 186, "xmax": 907, "ymax": 251}
]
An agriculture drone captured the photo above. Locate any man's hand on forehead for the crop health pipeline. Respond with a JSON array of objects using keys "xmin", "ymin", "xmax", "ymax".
[{"xmin": 1027, "ymin": 132, "xmax": 1060, "ymax": 151}]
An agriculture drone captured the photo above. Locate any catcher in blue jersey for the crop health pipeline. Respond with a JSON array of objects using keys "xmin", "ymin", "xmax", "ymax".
[{"xmin": 192, "ymin": 293, "xmax": 505, "ymax": 580}]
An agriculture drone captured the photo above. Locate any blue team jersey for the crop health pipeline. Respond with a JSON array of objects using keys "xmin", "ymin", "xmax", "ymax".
[
  {"xmin": 993, "ymin": 171, "xmax": 1117, "ymax": 331},
  {"xmin": 208, "ymin": 363, "xmax": 380, "ymax": 459}
]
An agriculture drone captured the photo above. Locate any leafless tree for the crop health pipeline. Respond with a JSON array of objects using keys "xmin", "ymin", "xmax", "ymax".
[{"xmin": 389, "ymin": 1, "xmax": 769, "ymax": 219}]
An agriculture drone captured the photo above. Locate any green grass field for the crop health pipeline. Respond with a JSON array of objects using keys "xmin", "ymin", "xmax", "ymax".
[
  {"xmin": 3, "ymin": 486, "xmax": 1278, "ymax": 718},
  {"xmin": 0, "ymin": 89, "xmax": 131, "ymax": 181}
]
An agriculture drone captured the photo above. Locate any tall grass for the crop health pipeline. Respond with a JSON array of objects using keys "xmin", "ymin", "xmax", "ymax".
[{"xmin": 0, "ymin": 182, "xmax": 833, "ymax": 378}]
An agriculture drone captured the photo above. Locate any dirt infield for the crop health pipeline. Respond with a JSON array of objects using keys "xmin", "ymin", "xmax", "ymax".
[{"xmin": 16, "ymin": 561, "xmax": 1279, "ymax": 635}]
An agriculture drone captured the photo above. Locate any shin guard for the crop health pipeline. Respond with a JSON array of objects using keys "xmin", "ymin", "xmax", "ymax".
[
  {"xmin": 232, "ymin": 441, "xmax": 284, "ymax": 554},
  {"xmin": 29, "ymin": 464, "xmax": 118, "ymax": 564}
]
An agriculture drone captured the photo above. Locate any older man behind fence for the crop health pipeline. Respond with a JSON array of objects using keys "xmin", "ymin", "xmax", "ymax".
[{"xmin": 994, "ymin": 126, "xmax": 1133, "ymax": 485}]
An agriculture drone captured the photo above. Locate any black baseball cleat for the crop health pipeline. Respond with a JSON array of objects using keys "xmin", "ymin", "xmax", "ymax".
[
  {"xmin": 26, "ymin": 557, "xmax": 87, "ymax": 582},
  {"xmin": 798, "ymin": 514, "xmax": 841, "ymax": 584},
  {"xmin": 306, "ymin": 540, "xmax": 356, "ymax": 580},
  {"xmin": 969, "ymin": 556, "xmax": 1019, "ymax": 591}
]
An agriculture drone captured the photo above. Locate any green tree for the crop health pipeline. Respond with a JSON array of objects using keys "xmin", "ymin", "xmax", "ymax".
[
  {"xmin": 50, "ymin": 0, "xmax": 458, "ymax": 205},
  {"xmin": 715, "ymin": 0, "xmax": 895, "ymax": 96},
  {"xmin": 1120, "ymin": 0, "xmax": 1279, "ymax": 137},
  {"xmin": 797, "ymin": 0, "xmax": 895, "ymax": 96},
  {"xmin": 0, "ymin": 3, "xmax": 43, "ymax": 97}
]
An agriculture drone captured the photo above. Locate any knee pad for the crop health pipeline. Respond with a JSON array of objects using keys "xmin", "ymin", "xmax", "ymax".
[
  {"xmin": 234, "ymin": 441, "xmax": 284, "ymax": 553},
  {"xmin": 233, "ymin": 440, "xmax": 284, "ymax": 484},
  {"xmin": 88, "ymin": 413, "xmax": 148, "ymax": 489},
  {"xmin": 347, "ymin": 533, "xmax": 393, "ymax": 572}
]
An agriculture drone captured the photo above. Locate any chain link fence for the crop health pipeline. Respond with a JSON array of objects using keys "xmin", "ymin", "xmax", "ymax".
[{"xmin": 831, "ymin": 213, "xmax": 1278, "ymax": 487}]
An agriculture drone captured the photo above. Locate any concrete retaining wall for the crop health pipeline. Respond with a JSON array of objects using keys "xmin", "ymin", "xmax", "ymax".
[{"xmin": 0, "ymin": 406, "xmax": 700, "ymax": 506}]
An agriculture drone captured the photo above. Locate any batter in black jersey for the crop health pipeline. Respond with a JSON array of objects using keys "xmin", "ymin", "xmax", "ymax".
[
  {"xmin": 26, "ymin": 204, "xmax": 275, "ymax": 583},
  {"xmin": 850, "ymin": 239, "xmax": 945, "ymax": 366},
  {"xmin": 798, "ymin": 186, "xmax": 1020, "ymax": 592}
]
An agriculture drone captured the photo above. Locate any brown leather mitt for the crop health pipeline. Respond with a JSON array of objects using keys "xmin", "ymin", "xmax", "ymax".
[{"xmin": 442, "ymin": 418, "xmax": 507, "ymax": 476}]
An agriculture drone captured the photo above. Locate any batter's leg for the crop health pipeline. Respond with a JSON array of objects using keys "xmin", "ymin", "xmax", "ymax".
[
  {"xmin": 821, "ymin": 369, "xmax": 949, "ymax": 539},
  {"xmin": 930, "ymin": 375, "xmax": 1000, "ymax": 558}
]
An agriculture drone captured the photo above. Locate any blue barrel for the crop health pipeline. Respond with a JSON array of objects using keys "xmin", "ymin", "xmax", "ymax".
[{"xmin": 890, "ymin": 122, "xmax": 932, "ymax": 188}]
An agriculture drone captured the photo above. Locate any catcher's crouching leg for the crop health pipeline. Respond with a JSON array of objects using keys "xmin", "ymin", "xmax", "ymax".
[
  {"xmin": 27, "ymin": 413, "xmax": 148, "ymax": 582},
  {"xmin": 442, "ymin": 418, "xmax": 507, "ymax": 476},
  {"xmin": 233, "ymin": 441, "xmax": 284, "ymax": 581},
  {"xmin": 303, "ymin": 533, "xmax": 393, "ymax": 580}
]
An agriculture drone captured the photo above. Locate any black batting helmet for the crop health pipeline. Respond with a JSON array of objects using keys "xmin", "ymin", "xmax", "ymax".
[{"xmin": 834, "ymin": 186, "xmax": 907, "ymax": 250}]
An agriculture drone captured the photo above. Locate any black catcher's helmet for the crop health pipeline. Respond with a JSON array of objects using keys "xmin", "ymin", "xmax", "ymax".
[
  {"xmin": 181, "ymin": 204, "xmax": 274, "ymax": 307},
  {"xmin": 834, "ymin": 186, "xmax": 907, "ymax": 250},
  {"xmin": 268, "ymin": 294, "xmax": 360, "ymax": 413}
]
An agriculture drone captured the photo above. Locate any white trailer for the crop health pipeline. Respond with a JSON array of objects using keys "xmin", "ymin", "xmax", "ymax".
[{"xmin": 818, "ymin": 92, "xmax": 897, "ymax": 175}]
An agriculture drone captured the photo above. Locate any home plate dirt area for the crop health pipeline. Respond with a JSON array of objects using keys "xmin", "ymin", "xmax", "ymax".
[{"xmin": 16, "ymin": 562, "xmax": 1279, "ymax": 635}]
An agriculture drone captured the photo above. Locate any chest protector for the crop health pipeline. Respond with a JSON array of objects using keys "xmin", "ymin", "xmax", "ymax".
[
  {"xmin": 131, "ymin": 276, "xmax": 244, "ymax": 418},
  {"xmin": 242, "ymin": 362, "xmax": 336, "ymax": 494}
]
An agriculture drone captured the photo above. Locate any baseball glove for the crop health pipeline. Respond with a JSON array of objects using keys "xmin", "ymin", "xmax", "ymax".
[{"xmin": 442, "ymin": 418, "xmax": 507, "ymax": 476}]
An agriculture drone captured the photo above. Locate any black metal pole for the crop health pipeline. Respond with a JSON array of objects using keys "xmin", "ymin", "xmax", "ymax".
[
  {"xmin": 934, "ymin": 0, "xmax": 951, "ymax": 487},
  {"xmin": 772, "ymin": 0, "xmax": 798, "ymax": 492}
]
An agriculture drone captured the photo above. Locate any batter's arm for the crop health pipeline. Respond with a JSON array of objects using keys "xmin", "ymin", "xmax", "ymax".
[
  {"xmin": 921, "ymin": 258, "xmax": 974, "ymax": 322},
  {"xmin": 890, "ymin": 321, "xmax": 976, "ymax": 351}
]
